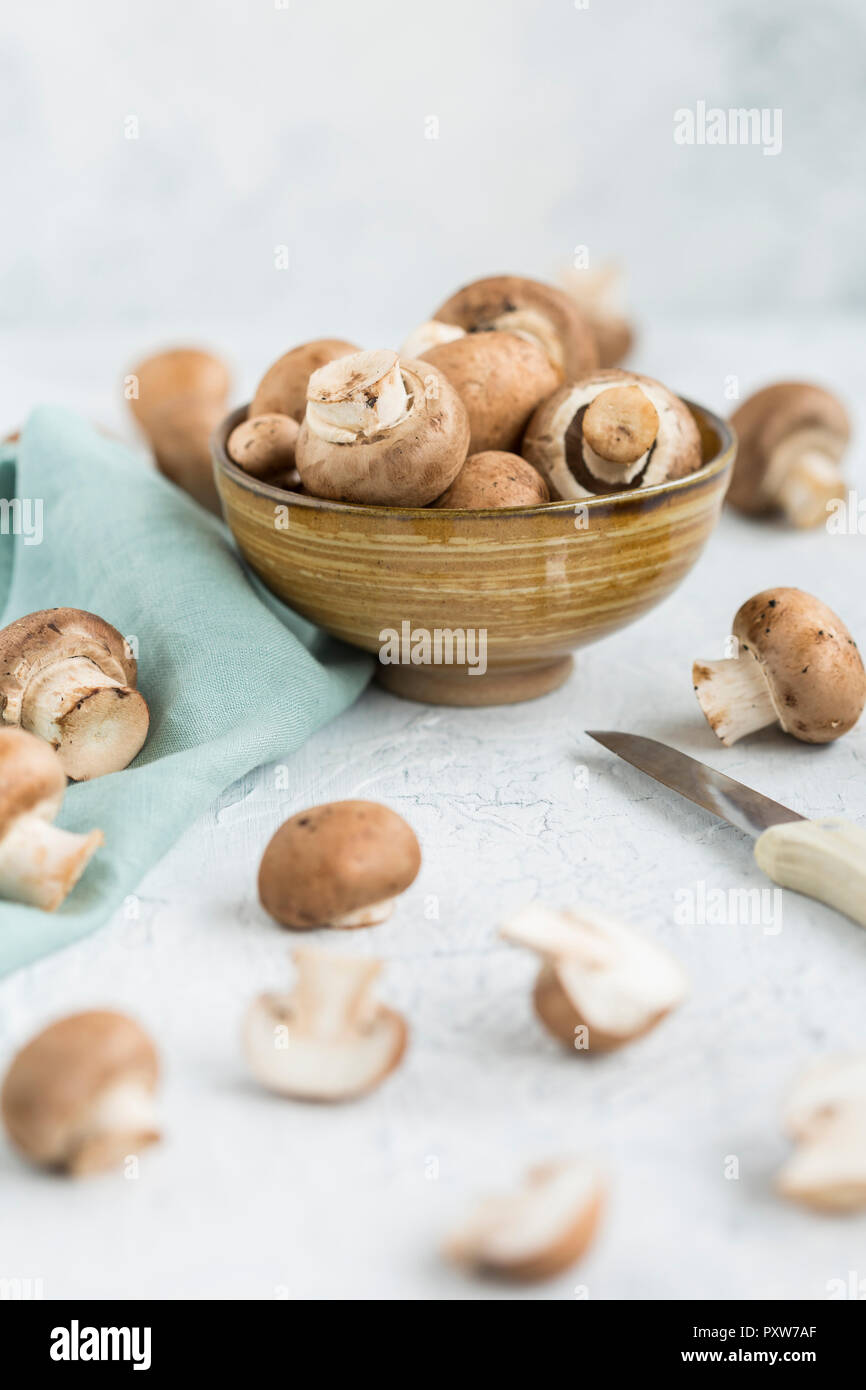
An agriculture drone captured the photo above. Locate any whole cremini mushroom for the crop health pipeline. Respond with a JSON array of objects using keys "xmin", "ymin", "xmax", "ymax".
[
  {"xmin": 227, "ymin": 412, "xmax": 300, "ymax": 480},
  {"xmin": 430, "ymin": 274, "xmax": 598, "ymax": 380},
  {"xmin": 501, "ymin": 904, "xmax": 687, "ymax": 1052},
  {"xmin": 434, "ymin": 452, "xmax": 549, "ymax": 509},
  {"xmin": 557, "ymin": 263, "xmax": 635, "ymax": 368},
  {"xmin": 1, "ymin": 1011, "xmax": 160, "ymax": 1175},
  {"xmin": 0, "ymin": 608, "xmax": 149, "ymax": 780},
  {"xmin": 243, "ymin": 948, "xmax": 407, "ymax": 1101},
  {"xmin": 0, "ymin": 728, "xmax": 103, "ymax": 911},
  {"xmin": 522, "ymin": 368, "xmax": 702, "ymax": 499},
  {"xmin": 258, "ymin": 799, "xmax": 421, "ymax": 929},
  {"xmin": 445, "ymin": 1158, "xmax": 606, "ymax": 1282},
  {"xmin": 295, "ymin": 349, "xmax": 469, "ymax": 505},
  {"xmin": 419, "ymin": 333, "xmax": 559, "ymax": 455},
  {"xmin": 776, "ymin": 1054, "xmax": 866, "ymax": 1213},
  {"xmin": 250, "ymin": 338, "xmax": 359, "ymax": 422},
  {"xmin": 728, "ymin": 383, "xmax": 849, "ymax": 528},
  {"xmin": 127, "ymin": 347, "xmax": 231, "ymax": 513},
  {"xmin": 693, "ymin": 588, "xmax": 866, "ymax": 746}
]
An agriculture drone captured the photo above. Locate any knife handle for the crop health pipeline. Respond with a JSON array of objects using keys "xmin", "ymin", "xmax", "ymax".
[{"xmin": 754, "ymin": 817, "xmax": 866, "ymax": 927}]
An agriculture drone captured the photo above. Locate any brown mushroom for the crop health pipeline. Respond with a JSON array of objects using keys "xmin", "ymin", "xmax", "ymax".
[
  {"xmin": 0, "ymin": 608, "xmax": 149, "ymax": 780},
  {"xmin": 258, "ymin": 799, "xmax": 421, "ymax": 929},
  {"xmin": 728, "ymin": 383, "xmax": 849, "ymax": 528},
  {"xmin": 1, "ymin": 1011, "xmax": 160, "ymax": 1175},
  {"xmin": 227, "ymin": 412, "xmax": 300, "ymax": 480},
  {"xmin": 557, "ymin": 263, "xmax": 635, "ymax": 367},
  {"xmin": 434, "ymin": 452, "xmax": 549, "ymax": 509},
  {"xmin": 445, "ymin": 1158, "xmax": 606, "ymax": 1282},
  {"xmin": 250, "ymin": 338, "xmax": 359, "ymax": 422},
  {"xmin": 126, "ymin": 347, "xmax": 231, "ymax": 513},
  {"xmin": 243, "ymin": 948, "xmax": 407, "ymax": 1101},
  {"xmin": 0, "ymin": 729, "xmax": 103, "ymax": 910},
  {"xmin": 420, "ymin": 332, "xmax": 559, "ymax": 454},
  {"xmin": 693, "ymin": 588, "xmax": 866, "ymax": 746},
  {"xmin": 522, "ymin": 368, "xmax": 701, "ymax": 499},
  {"xmin": 295, "ymin": 349, "xmax": 469, "ymax": 505},
  {"xmin": 431, "ymin": 274, "xmax": 598, "ymax": 379}
]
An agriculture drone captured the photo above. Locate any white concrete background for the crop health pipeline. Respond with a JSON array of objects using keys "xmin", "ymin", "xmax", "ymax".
[{"xmin": 1, "ymin": 0, "xmax": 866, "ymax": 1303}]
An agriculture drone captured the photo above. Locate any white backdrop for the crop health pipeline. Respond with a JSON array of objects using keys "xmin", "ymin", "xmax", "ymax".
[{"xmin": 2, "ymin": 0, "xmax": 864, "ymax": 349}]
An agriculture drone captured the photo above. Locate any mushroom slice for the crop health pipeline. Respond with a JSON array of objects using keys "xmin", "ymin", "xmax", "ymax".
[
  {"xmin": 693, "ymin": 587, "xmax": 866, "ymax": 746},
  {"xmin": 243, "ymin": 948, "xmax": 407, "ymax": 1101},
  {"xmin": 296, "ymin": 352, "xmax": 469, "ymax": 506},
  {"xmin": 1, "ymin": 1011, "xmax": 160, "ymax": 1175},
  {"xmin": 0, "ymin": 608, "xmax": 149, "ymax": 780},
  {"xmin": 445, "ymin": 1158, "xmax": 605, "ymax": 1281},
  {"xmin": 777, "ymin": 1055, "xmax": 866, "ymax": 1212},
  {"xmin": 250, "ymin": 339, "xmax": 359, "ymax": 422},
  {"xmin": 728, "ymin": 383, "xmax": 849, "ymax": 528},
  {"xmin": 419, "ymin": 332, "xmax": 559, "ymax": 456},
  {"xmin": 0, "ymin": 728, "xmax": 103, "ymax": 910},
  {"xmin": 258, "ymin": 799, "xmax": 421, "ymax": 930},
  {"xmin": 432, "ymin": 274, "xmax": 598, "ymax": 380},
  {"xmin": 501, "ymin": 903, "xmax": 687, "ymax": 1051},
  {"xmin": 522, "ymin": 368, "xmax": 701, "ymax": 500},
  {"xmin": 434, "ymin": 452, "xmax": 549, "ymax": 509}
]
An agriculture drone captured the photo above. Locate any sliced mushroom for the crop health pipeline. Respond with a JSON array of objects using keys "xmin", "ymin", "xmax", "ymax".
[
  {"xmin": 127, "ymin": 347, "xmax": 231, "ymax": 513},
  {"xmin": 434, "ymin": 451, "xmax": 549, "ymax": 509},
  {"xmin": 557, "ymin": 263, "xmax": 634, "ymax": 367},
  {"xmin": 501, "ymin": 903, "xmax": 688, "ymax": 1051},
  {"xmin": 0, "ymin": 728, "xmax": 103, "ymax": 910},
  {"xmin": 693, "ymin": 588, "xmax": 866, "ymax": 746},
  {"xmin": 1, "ymin": 1011, "xmax": 160, "ymax": 1175},
  {"xmin": 227, "ymin": 412, "xmax": 300, "ymax": 480},
  {"xmin": 776, "ymin": 1054, "xmax": 866, "ymax": 1212},
  {"xmin": 728, "ymin": 383, "xmax": 849, "ymax": 528},
  {"xmin": 431, "ymin": 274, "xmax": 598, "ymax": 380},
  {"xmin": 419, "ymin": 332, "xmax": 560, "ymax": 455},
  {"xmin": 250, "ymin": 338, "xmax": 359, "ymax": 422},
  {"xmin": 258, "ymin": 799, "xmax": 421, "ymax": 929},
  {"xmin": 0, "ymin": 608, "xmax": 149, "ymax": 780},
  {"xmin": 445, "ymin": 1158, "xmax": 605, "ymax": 1281},
  {"xmin": 296, "ymin": 350, "xmax": 469, "ymax": 505},
  {"xmin": 243, "ymin": 948, "xmax": 407, "ymax": 1101},
  {"xmin": 522, "ymin": 368, "xmax": 701, "ymax": 499}
]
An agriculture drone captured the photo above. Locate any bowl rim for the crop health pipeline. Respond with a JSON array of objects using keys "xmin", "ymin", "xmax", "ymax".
[{"xmin": 212, "ymin": 397, "xmax": 736, "ymax": 520}]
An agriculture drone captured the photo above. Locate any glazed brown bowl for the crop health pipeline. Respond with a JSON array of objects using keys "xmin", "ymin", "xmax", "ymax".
[{"xmin": 213, "ymin": 402, "xmax": 734, "ymax": 706}]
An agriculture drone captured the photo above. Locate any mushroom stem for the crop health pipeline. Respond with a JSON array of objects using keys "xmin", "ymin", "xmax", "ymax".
[
  {"xmin": 329, "ymin": 896, "xmax": 395, "ymax": 929},
  {"xmin": 21, "ymin": 657, "xmax": 148, "ymax": 781},
  {"xmin": 692, "ymin": 653, "xmax": 778, "ymax": 746},
  {"xmin": 306, "ymin": 349, "xmax": 408, "ymax": 443},
  {"xmin": 70, "ymin": 1079, "xmax": 161, "ymax": 1175},
  {"xmin": 293, "ymin": 949, "xmax": 381, "ymax": 1035},
  {"xmin": 0, "ymin": 812, "xmax": 104, "ymax": 911},
  {"xmin": 775, "ymin": 447, "xmax": 845, "ymax": 529}
]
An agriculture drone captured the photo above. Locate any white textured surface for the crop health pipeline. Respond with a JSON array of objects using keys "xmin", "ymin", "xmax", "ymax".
[{"xmin": 1, "ymin": 317, "xmax": 865, "ymax": 1300}]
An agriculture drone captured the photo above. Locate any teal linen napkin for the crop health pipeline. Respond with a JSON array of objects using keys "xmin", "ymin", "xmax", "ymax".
[{"xmin": 0, "ymin": 407, "xmax": 373, "ymax": 975}]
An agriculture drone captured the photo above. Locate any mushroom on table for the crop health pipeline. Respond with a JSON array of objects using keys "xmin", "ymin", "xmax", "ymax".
[
  {"xmin": 127, "ymin": 346, "xmax": 231, "ymax": 513},
  {"xmin": 776, "ymin": 1054, "xmax": 866, "ymax": 1212}
]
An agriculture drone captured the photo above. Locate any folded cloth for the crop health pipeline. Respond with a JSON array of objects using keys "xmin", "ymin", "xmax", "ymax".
[{"xmin": 0, "ymin": 407, "xmax": 373, "ymax": 975}]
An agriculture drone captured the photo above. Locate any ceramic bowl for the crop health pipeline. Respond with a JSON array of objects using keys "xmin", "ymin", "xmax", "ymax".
[{"xmin": 213, "ymin": 401, "xmax": 734, "ymax": 706}]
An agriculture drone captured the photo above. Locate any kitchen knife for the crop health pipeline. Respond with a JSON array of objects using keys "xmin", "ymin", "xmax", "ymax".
[{"xmin": 586, "ymin": 731, "xmax": 866, "ymax": 927}]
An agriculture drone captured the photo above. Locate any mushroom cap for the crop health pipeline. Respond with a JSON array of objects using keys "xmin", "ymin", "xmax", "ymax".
[
  {"xmin": 251, "ymin": 339, "xmax": 359, "ymax": 422},
  {"xmin": 1, "ymin": 1010, "xmax": 159, "ymax": 1170},
  {"xmin": 420, "ymin": 332, "xmax": 559, "ymax": 455},
  {"xmin": 227, "ymin": 412, "xmax": 300, "ymax": 479},
  {"xmin": 258, "ymin": 800, "xmax": 422, "ymax": 929},
  {"xmin": 296, "ymin": 360, "xmax": 469, "ymax": 506},
  {"xmin": 433, "ymin": 275, "xmax": 598, "ymax": 379},
  {"xmin": 728, "ymin": 383, "xmax": 850, "ymax": 515},
  {"xmin": 0, "ymin": 727, "xmax": 66, "ymax": 837},
  {"xmin": 434, "ymin": 452, "xmax": 550, "ymax": 509},
  {"xmin": 129, "ymin": 348, "xmax": 230, "ymax": 427},
  {"xmin": 732, "ymin": 588, "xmax": 866, "ymax": 743},
  {"xmin": 522, "ymin": 368, "xmax": 701, "ymax": 499},
  {"xmin": 145, "ymin": 393, "xmax": 227, "ymax": 512},
  {"xmin": 0, "ymin": 608, "xmax": 138, "ymax": 728}
]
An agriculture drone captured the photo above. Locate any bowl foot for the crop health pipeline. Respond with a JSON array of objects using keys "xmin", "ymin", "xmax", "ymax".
[{"xmin": 375, "ymin": 656, "xmax": 574, "ymax": 707}]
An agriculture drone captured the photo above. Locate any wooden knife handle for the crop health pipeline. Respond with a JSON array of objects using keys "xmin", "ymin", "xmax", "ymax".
[{"xmin": 754, "ymin": 817, "xmax": 866, "ymax": 927}]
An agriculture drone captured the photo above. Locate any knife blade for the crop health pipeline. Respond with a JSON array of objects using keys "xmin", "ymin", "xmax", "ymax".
[
  {"xmin": 585, "ymin": 730, "xmax": 802, "ymax": 836},
  {"xmin": 586, "ymin": 731, "xmax": 866, "ymax": 928}
]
